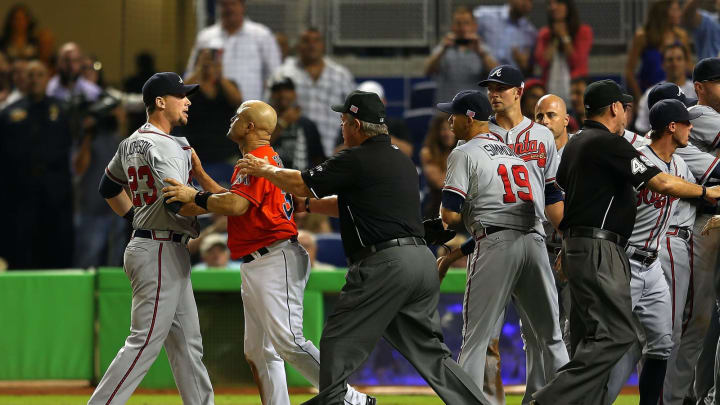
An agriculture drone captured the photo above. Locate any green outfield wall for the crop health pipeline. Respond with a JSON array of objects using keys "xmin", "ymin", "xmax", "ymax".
[{"xmin": 0, "ymin": 268, "xmax": 467, "ymax": 388}]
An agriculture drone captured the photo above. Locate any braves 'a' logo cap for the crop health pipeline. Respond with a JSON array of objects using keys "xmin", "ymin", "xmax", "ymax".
[
  {"xmin": 142, "ymin": 72, "xmax": 199, "ymax": 107},
  {"xmin": 647, "ymin": 82, "xmax": 697, "ymax": 109},
  {"xmin": 478, "ymin": 65, "xmax": 524, "ymax": 88}
]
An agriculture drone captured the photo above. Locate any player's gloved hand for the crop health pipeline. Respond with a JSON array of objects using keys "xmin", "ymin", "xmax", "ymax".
[
  {"xmin": 702, "ymin": 215, "xmax": 720, "ymax": 235},
  {"xmin": 423, "ymin": 217, "xmax": 456, "ymax": 246}
]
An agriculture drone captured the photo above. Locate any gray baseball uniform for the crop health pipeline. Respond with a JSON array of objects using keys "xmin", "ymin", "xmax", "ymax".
[
  {"xmin": 605, "ymin": 145, "xmax": 688, "ymax": 402},
  {"xmin": 488, "ymin": 117, "xmax": 568, "ymax": 405},
  {"xmin": 444, "ymin": 134, "xmax": 568, "ymax": 405},
  {"xmin": 662, "ymin": 104, "xmax": 720, "ymax": 405},
  {"xmin": 88, "ymin": 122, "xmax": 214, "ymax": 405},
  {"xmin": 622, "ymin": 129, "xmax": 651, "ymax": 148}
]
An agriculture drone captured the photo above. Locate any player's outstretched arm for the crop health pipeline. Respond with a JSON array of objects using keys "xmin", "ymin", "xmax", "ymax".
[
  {"xmin": 236, "ymin": 154, "xmax": 312, "ymax": 197},
  {"xmin": 163, "ymin": 178, "xmax": 250, "ymax": 217},
  {"xmin": 648, "ymin": 172, "xmax": 720, "ymax": 202}
]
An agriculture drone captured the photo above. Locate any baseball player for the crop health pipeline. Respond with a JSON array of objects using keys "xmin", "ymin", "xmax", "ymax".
[
  {"xmin": 666, "ymin": 58, "xmax": 720, "ymax": 405},
  {"xmin": 436, "ymin": 89, "xmax": 567, "ymax": 405},
  {"xmin": 604, "ymin": 99, "xmax": 702, "ymax": 405},
  {"xmin": 161, "ymin": 100, "xmax": 373, "ymax": 405},
  {"xmin": 91, "ymin": 72, "xmax": 214, "ymax": 404},
  {"xmin": 534, "ymin": 94, "xmax": 572, "ymax": 351},
  {"xmin": 481, "ymin": 65, "xmax": 569, "ymax": 405}
]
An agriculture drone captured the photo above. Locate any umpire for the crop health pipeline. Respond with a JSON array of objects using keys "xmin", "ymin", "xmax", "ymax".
[
  {"xmin": 237, "ymin": 91, "xmax": 487, "ymax": 405},
  {"xmin": 532, "ymin": 80, "xmax": 720, "ymax": 405}
]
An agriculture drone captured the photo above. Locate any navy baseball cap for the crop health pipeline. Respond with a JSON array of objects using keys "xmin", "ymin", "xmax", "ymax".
[
  {"xmin": 693, "ymin": 57, "xmax": 720, "ymax": 82},
  {"xmin": 142, "ymin": 72, "xmax": 199, "ymax": 107},
  {"xmin": 331, "ymin": 90, "xmax": 386, "ymax": 124},
  {"xmin": 436, "ymin": 90, "xmax": 493, "ymax": 121},
  {"xmin": 583, "ymin": 79, "xmax": 633, "ymax": 111},
  {"xmin": 649, "ymin": 99, "xmax": 702, "ymax": 131},
  {"xmin": 647, "ymin": 82, "xmax": 697, "ymax": 109},
  {"xmin": 478, "ymin": 65, "xmax": 524, "ymax": 88}
]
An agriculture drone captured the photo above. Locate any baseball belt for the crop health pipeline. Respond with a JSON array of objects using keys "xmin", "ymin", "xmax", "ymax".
[
  {"xmin": 627, "ymin": 246, "xmax": 659, "ymax": 267},
  {"xmin": 667, "ymin": 226, "xmax": 692, "ymax": 243},
  {"xmin": 133, "ymin": 229, "xmax": 191, "ymax": 244},
  {"xmin": 242, "ymin": 236, "xmax": 299, "ymax": 263},
  {"xmin": 348, "ymin": 236, "xmax": 426, "ymax": 264}
]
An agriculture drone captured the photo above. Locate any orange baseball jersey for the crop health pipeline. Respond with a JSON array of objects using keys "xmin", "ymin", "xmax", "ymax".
[{"xmin": 227, "ymin": 145, "xmax": 297, "ymax": 259}]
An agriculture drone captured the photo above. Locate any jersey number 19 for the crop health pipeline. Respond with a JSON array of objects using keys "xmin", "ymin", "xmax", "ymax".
[{"xmin": 497, "ymin": 164, "xmax": 533, "ymax": 203}]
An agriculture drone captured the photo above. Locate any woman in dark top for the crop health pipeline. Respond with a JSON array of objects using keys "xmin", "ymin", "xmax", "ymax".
[{"xmin": 625, "ymin": 0, "xmax": 691, "ymax": 99}]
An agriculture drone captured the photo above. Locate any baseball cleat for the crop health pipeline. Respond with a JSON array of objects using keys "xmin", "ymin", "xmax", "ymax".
[{"xmin": 365, "ymin": 395, "xmax": 377, "ymax": 405}]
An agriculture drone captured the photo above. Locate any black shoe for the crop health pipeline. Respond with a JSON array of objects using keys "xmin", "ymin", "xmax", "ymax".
[{"xmin": 366, "ymin": 395, "xmax": 377, "ymax": 405}]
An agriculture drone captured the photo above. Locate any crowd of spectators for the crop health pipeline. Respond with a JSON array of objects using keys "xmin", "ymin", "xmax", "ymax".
[{"xmin": 1, "ymin": 0, "xmax": 718, "ymax": 271}]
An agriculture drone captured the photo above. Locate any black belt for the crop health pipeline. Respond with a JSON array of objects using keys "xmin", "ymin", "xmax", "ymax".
[
  {"xmin": 564, "ymin": 226, "xmax": 628, "ymax": 248},
  {"xmin": 482, "ymin": 226, "xmax": 510, "ymax": 237},
  {"xmin": 628, "ymin": 247, "xmax": 658, "ymax": 266},
  {"xmin": 349, "ymin": 236, "xmax": 426, "ymax": 264},
  {"xmin": 667, "ymin": 226, "xmax": 692, "ymax": 242},
  {"xmin": 133, "ymin": 229, "xmax": 189, "ymax": 244},
  {"xmin": 242, "ymin": 236, "xmax": 298, "ymax": 263}
]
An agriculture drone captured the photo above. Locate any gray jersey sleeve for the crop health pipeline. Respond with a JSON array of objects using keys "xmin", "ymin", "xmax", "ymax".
[
  {"xmin": 544, "ymin": 134, "xmax": 559, "ymax": 185},
  {"xmin": 444, "ymin": 148, "xmax": 474, "ymax": 200},
  {"xmin": 690, "ymin": 105, "xmax": 720, "ymax": 151},
  {"xmin": 669, "ymin": 161, "xmax": 698, "ymax": 229},
  {"xmin": 106, "ymin": 147, "xmax": 128, "ymax": 185},
  {"xmin": 674, "ymin": 142, "xmax": 720, "ymax": 184}
]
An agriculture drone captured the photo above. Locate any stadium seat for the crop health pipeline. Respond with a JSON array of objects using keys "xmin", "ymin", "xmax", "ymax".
[
  {"xmin": 315, "ymin": 232, "xmax": 347, "ymax": 268},
  {"xmin": 410, "ymin": 81, "xmax": 437, "ymax": 109}
]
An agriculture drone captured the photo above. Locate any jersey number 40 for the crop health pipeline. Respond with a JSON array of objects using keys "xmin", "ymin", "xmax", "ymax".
[
  {"xmin": 497, "ymin": 164, "xmax": 533, "ymax": 203},
  {"xmin": 128, "ymin": 165, "xmax": 158, "ymax": 207}
]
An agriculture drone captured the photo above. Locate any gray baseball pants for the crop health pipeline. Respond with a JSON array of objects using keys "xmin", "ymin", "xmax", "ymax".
[
  {"xmin": 88, "ymin": 238, "xmax": 214, "ymax": 405},
  {"xmin": 459, "ymin": 230, "xmax": 568, "ymax": 405}
]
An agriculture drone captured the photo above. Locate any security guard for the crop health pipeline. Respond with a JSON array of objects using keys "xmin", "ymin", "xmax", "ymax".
[
  {"xmin": 236, "ymin": 90, "xmax": 488, "ymax": 405},
  {"xmin": 0, "ymin": 60, "xmax": 74, "ymax": 269},
  {"xmin": 532, "ymin": 80, "xmax": 720, "ymax": 405}
]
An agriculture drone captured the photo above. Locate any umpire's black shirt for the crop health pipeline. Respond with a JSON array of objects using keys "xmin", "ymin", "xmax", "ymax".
[
  {"xmin": 558, "ymin": 120, "xmax": 661, "ymax": 240},
  {"xmin": 301, "ymin": 134, "xmax": 424, "ymax": 258}
]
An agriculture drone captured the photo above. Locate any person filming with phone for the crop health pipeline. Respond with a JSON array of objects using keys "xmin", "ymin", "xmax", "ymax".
[
  {"xmin": 176, "ymin": 48, "xmax": 243, "ymax": 185},
  {"xmin": 425, "ymin": 6, "xmax": 498, "ymax": 104}
]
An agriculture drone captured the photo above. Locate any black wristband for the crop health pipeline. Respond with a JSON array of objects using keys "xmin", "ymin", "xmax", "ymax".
[
  {"xmin": 122, "ymin": 207, "xmax": 135, "ymax": 222},
  {"xmin": 702, "ymin": 185, "xmax": 707, "ymax": 199},
  {"xmin": 305, "ymin": 197, "xmax": 311, "ymax": 213},
  {"xmin": 195, "ymin": 191, "xmax": 212, "ymax": 210}
]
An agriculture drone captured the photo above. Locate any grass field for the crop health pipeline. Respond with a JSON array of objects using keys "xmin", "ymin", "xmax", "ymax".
[{"xmin": 0, "ymin": 394, "xmax": 642, "ymax": 404}]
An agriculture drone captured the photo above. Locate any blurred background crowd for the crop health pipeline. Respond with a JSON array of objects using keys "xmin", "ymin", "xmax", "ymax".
[{"xmin": 0, "ymin": 0, "xmax": 718, "ymax": 273}]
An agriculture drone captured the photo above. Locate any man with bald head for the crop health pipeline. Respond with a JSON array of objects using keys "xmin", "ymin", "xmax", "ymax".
[
  {"xmin": 163, "ymin": 100, "xmax": 373, "ymax": 405},
  {"xmin": 536, "ymin": 94, "xmax": 570, "ymax": 154},
  {"xmin": 46, "ymin": 42, "xmax": 101, "ymax": 102}
]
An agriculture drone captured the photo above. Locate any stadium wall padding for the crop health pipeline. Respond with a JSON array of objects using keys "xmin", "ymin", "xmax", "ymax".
[
  {"xmin": 0, "ymin": 268, "xmax": 467, "ymax": 387},
  {"xmin": 0, "ymin": 270, "xmax": 95, "ymax": 380}
]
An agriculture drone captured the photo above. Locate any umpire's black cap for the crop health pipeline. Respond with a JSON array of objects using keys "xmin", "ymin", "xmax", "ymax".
[
  {"xmin": 478, "ymin": 65, "xmax": 524, "ymax": 88},
  {"xmin": 693, "ymin": 57, "xmax": 720, "ymax": 82},
  {"xmin": 142, "ymin": 72, "xmax": 199, "ymax": 107},
  {"xmin": 583, "ymin": 79, "xmax": 633, "ymax": 111},
  {"xmin": 647, "ymin": 82, "xmax": 697, "ymax": 109},
  {"xmin": 649, "ymin": 99, "xmax": 702, "ymax": 131},
  {"xmin": 436, "ymin": 90, "xmax": 493, "ymax": 121},
  {"xmin": 331, "ymin": 90, "xmax": 386, "ymax": 124}
]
